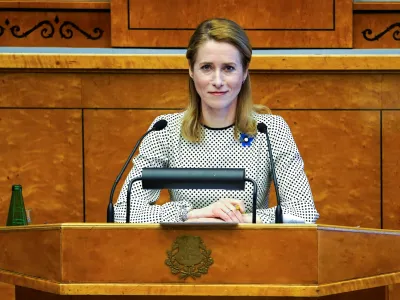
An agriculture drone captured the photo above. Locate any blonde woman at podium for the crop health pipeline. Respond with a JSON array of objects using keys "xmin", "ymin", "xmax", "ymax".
[{"xmin": 114, "ymin": 18, "xmax": 319, "ymax": 224}]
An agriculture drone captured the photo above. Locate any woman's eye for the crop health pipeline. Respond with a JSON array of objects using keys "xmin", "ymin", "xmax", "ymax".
[
  {"xmin": 224, "ymin": 66, "xmax": 235, "ymax": 72},
  {"xmin": 200, "ymin": 64, "xmax": 212, "ymax": 71}
]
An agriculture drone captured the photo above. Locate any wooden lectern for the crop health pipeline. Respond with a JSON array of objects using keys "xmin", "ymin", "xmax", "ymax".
[{"xmin": 0, "ymin": 223, "xmax": 399, "ymax": 299}]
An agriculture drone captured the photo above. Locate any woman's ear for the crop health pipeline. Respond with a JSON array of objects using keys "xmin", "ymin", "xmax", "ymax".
[
  {"xmin": 243, "ymin": 65, "xmax": 249, "ymax": 82},
  {"xmin": 188, "ymin": 60, "xmax": 193, "ymax": 79}
]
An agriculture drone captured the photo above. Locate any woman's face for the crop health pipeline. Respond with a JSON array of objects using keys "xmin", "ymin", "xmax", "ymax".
[{"xmin": 189, "ymin": 40, "xmax": 248, "ymax": 116}]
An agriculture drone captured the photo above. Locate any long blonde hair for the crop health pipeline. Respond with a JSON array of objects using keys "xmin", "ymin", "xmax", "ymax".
[{"xmin": 182, "ymin": 18, "xmax": 270, "ymax": 142}]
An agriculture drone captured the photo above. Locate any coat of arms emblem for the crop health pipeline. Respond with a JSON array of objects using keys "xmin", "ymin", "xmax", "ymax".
[{"xmin": 165, "ymin": 235, "xmax": 213, "ymax": 279}]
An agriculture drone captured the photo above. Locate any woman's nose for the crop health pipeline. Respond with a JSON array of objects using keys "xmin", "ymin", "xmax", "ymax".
[{"xmin": 212, "ymin": 70, "xmax": 224, "ymax": 87}]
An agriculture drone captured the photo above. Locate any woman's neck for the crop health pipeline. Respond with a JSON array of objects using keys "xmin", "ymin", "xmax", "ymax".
[{"xmin": 201, "ymin": 104, "xmax": 236, "ymax": 128}]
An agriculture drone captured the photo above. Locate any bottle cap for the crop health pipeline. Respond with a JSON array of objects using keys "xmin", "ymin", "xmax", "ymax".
[{"xmin": 12, "ymin": 185, "xmax": 22, "ymax": 191}]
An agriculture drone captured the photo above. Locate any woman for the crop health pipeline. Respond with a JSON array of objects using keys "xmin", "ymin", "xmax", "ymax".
[{"xmin": 114, "ymin": 18, "xmax": 319, "ymax": 223}]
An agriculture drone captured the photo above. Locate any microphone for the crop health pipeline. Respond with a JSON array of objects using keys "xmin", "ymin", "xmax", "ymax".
[
  {"xmin": 107, "ymin": 119, "xmax": 168, "ymax": 223},
  {"xmin": 126, "ymin": 168, "xmax": 259, "ymax": 223},
  {"xmin": 257, "ymin": 122, "xmax": 283, "ymax": 223}
]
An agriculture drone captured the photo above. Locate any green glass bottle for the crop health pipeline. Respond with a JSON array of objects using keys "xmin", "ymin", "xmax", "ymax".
[{"xmin": 6, "ymin": 185, "xmax": 28, "ymax": 226}]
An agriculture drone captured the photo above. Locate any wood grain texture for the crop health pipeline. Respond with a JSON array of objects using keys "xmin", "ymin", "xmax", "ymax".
[
  {"xmin": 252, "ymin": 73, "xmax": 383, "ymax": 109},
  {"xmin": 128, "ymin": 0, "xmax": 333, "ymax": 29},
  {"xmin": 381, "ymin": 74, "xmax": 400, "ymax": 109},
  {"xmin": 382, "ymin": 111, "xmax": 400, "ymax": 230},
  {"xmin": 81, "ymin": 73, "xmax": 187, "ymax": 108},
  {"xmin": 111, "ymin": 0, "xmax": 352, "ymax": 48},
  {"xmin": 2, "ymin": 72, "xmax": 398, "ymax": 110},
  {"xmin": 0, "ymin": 224, "xmax": 399, "ymax": 299},
  {"xmin": 387, "ymin": 284, "xmax": 400, "ymax": 300},
  {"xmin": 0, "ymin": 109, "xmax": 83, "ymax": 224},
  {"xmin": 354, "ymin": 13, "xmax": 400, "ymax": 49},
  {"xmin": 61, "ymin": 226, "xmax": 318, "ymax": 284},
  {"xmin": 12, "ymin": 285, "xmax": 388, "ymax": 299},
  {"xmin": 0, "ymin": 0, "xmax": 110, "ymax": 9},
  {"xmin": 277, "ymin": 111, "xmax": 381, "ymax": 228},
  {"xmin": 353, "ymin": 2, "xmax": 400, "ymax": 11},
  {"xmin": 318, "ymin": 228, "xmax": 400, "ymax": 284},
  {"xmin": 84, "ymin": 110, "xmax": 178, "ymax": 222},
  {"xmin": 0, "ymin": 73, "xmax": 82, "ymax": 108},
  {"xmin": 0, "ymin": 228, "xmax": 61, "ymax": 281},
  {"xmin": 0, "ymin": 12, "xmax": 110, "ymax": 48},
  {"xmin": 0, "ymin": 283, "xmax": 13, "ymax": 300},
  {"xmin": 2, "ymin": 54, "xmax": 400, "ymax": 70}
]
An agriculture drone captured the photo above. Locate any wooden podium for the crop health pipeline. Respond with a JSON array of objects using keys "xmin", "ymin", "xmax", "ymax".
[{"xmin": 0, "ymin": 223, "xmax": 399, "ymax": 299}]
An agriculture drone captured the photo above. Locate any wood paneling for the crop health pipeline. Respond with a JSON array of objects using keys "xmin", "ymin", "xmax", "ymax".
[
  {"xmin": 0, "ymin": 283, "xmax": 13, "ymax": 300},
  {"xmin": 383, "ymin": 111, "xmax": 400, "ymax": 230},
  {"xmin": 12, "ymin": 286, "xmax": 388, "ymax": 300},
  {"xmin": 0, "ymin": 109, "xmax": 83, "ymax": 224},
  {"xmin": 353, "ymin": 3, "xmax": 400, "ymax": 11},
  {"xmin": 2, "ymin": 54, "xmax": 400, "ymax": 71},
  {"xmin": 387, "ymin": 284, "xmax": 400, "ymax": 300},
  {"xmin": 0, "ymin": 12, "xmax": 110, "ymax": 47},
  {"xmin": 61, "ymin": 226, "xmax": 318, "ymax": 284},
  {"xmin": 128, "ymin": 0, "xmax": 334, "ymax": 29},
  {"xmin": 111, "ymin": 0, "xmax": 353, "ymax": 48},
  {"xmin": 382, "ymin": 74, "xmax": 400, "ymax": 109},
  {"xmin": 252, "ymin": 73, "xmax": 382, "ymax": 109},
  {"xmin": 0, "ymin": 0, "xmax": 110, "ymax": 9},
  {"xmin": 278, "ymin": 111, "xmax": 381, "ymax": 228},
  {"xmin": 319, "ymin": 228, "xmax": 400, "ymax": 283},
  {"xmin": 0, "ymin": 228, "xmax": 61, "ymax": 281},
  {"xmin": 354, "ymin": 13, "xmax": 400, "ymax": 48},
  {"xmin": 0, "ymin": 73, "xmax": 82, "ymax": 108},
  {"xmin": 81, "ymin": 73, "xmax": 187, "ymax": 108},
  {"xmin": 84, "ymin": 110, "xmax": 178, "ymax": 222}
]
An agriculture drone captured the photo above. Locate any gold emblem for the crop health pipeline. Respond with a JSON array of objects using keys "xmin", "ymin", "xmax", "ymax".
[{"xmin": 165, "ymin": 235, "xmax": 213, "ymax": 280}]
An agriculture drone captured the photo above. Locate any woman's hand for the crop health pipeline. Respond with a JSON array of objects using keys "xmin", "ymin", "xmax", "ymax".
[{"xmin": 187, "ymin": 198, "xmax": 245, "ymax": 223}]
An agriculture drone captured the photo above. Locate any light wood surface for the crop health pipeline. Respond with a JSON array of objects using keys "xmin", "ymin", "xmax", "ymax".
[
  {"xmin": 0, "ymin": 0, "xmax": 110, "ymax": 9},
  {"xmin": 1, "ymin": 54, "xmax": 400, "ymax": 70},
  {"xmin": 111, "ymin": 0, "xmax": 352, "ymax": 48}
]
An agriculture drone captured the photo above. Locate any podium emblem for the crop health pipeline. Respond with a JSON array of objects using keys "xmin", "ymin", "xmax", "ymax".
[{"xmin": 165, "ymin": 235, "xmax": 213, "ymax": 279}]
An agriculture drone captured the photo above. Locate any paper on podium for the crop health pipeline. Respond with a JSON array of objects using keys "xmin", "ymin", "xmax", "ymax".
[{"xmin": 283, "ymin": 213, "xmax": 305, "ymax": 224}]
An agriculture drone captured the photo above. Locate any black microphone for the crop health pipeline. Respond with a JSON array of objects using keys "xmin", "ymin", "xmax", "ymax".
[
  {"xmin": 257, "ymin": 122, "xmax": 283, "ymax": 223},
  {"xmin": 107, "ymin": 119, "xmax": 168, "ymax": 223},
  {"xmin": 125, "ymin": 168, "xmax": 259, "ymax": 223}
]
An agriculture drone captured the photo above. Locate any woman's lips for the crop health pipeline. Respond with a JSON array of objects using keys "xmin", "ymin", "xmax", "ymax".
[{"xmin": 209, "ymin": 91, "xmax": 228, "ymax": 95}]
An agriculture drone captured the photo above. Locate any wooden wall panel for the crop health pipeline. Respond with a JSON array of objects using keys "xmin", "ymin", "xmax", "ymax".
[
  {"xmin": 129, "ymin": 0, "xmax": 334, "ymax": 29},
  {"xmin": 278, "ymin": 111, "xmax": 381, "ymax": 228},
  {"xmin": 84, "ymin": 109, "xmax": 178, "ymax": 222},
  {"xmin": 111, "ymin": 0, "xmax": 353, "ymax": 48},
  {"xmin": 383, "ymin": 111, "xmax": 400, "ymax": 230},
  {"xmin": 252, "ymin": 73, "xmax": 382, "ymax": 109},
  {"xmin": 0, "ymin": 73, "xmax": 82, "ymax": 108},
  {"xmin": 382, "ymin": 74, "xmax": 400, "ymax": 109},
  {"xmin": 0, "ymin": 283, "xmax": 13, "ymax": 300},
  {"xmin": 81, "ymin": 73, "xmax": 187, "ymax": 108},
  {"xmin": 0, "ymin": 109, "xmax": 83, "ymax": 224},
  {"xmin": 0, "ymin": 11, "xmax": 110, "ymax": 47}
]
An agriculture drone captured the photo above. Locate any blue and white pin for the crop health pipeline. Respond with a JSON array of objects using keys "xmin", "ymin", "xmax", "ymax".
[{"xmin": 239, "ymin": 133, "xmax": 254, "ymax": 147}]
